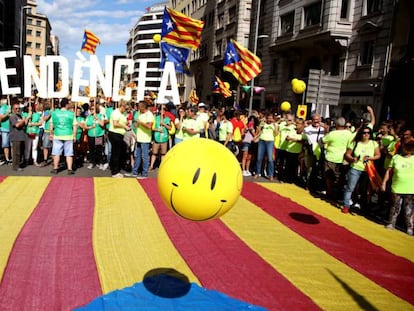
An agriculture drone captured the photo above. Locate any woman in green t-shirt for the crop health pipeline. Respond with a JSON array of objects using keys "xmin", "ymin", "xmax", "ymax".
[{"xmin": 342, "ymin": 126, "xmax": 381, "ymax": 213}]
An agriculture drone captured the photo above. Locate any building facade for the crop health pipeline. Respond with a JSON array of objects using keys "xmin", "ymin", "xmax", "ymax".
[{"xmin": 127, "ymin": 2, "xmax": 168, "ymax": 97}]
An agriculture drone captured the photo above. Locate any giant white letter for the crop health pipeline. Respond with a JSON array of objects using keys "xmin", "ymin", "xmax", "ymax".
[
  {"xmin": 23, "ymin": 55, "xmax": 47, "ymax": 97},
  {"xmin": 112, "ymin": 58, "xmax": 134, "ymax": 102},
  {"xmin": 47, "ymin": 56, "xmax": 69, "ymax": 98},
  {"xmin": 135, "ymin": 59, "xmax": 149, "ymax": 102},
  {"xmin": 71, "ymin": 59, "xmax": 90, "ymax": 103},
  {"xmin": 90, "ymin": 55, "xmax": 113, "ymax": 98},
  {"xmin": 157, "ymin": 61, "xmax": 180, "ymax": 106},
  {"xmin": 0, "ymin": 50, "xmax": 21, "ymax": 95}
]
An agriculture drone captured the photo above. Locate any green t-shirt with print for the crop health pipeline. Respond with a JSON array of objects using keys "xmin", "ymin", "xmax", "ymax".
[
  {"xmin": 51, "ymin": 109, "xmax": 76, "ymax": 139},
  {"xmin": 153, "ymin": 115, "xmax": 170, "ymax": 143},
  {"xmin": 135, "ymin": 110, "xmax": 154, "ymax": 143},
  {"xmin": 0, "ymin": 104, "xmax": 10, "ymax": 131},
  {"xmin": 86, "ymin": 114, "xmax": 105, "ymax": 137},
  {"xmin": 259, "ymin": 122, "xmax": 277, "ymax": 142},
  {"xmin": 278, "ymin": 121, "xmax": 296, "ymax": 150},
  {"xmin": 389, "ymin": 154, "xmax": 414, "ymax": 194},
  {"xmin": 218, "ymin": 120, "xmax": 233, "ymax": 142},
  {"xmin": 348, "ymin": 140, "xmax": 378, "ymax": 171},
  {"xmin": 286, "ymin": 133, "xmax": 306, "ymax": 154}
]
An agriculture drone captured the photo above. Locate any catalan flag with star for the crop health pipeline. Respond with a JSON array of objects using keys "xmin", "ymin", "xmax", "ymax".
[
  {"xmin": 161, "ymin": 7, "xmax": 204, "ymax": 50},
  {"xmin": 81, "ymin": 29, "xmax": 100, "ymax": 54},
  {"xmin": 214, "ymin": 76, "xmax": 232, "ymax": 98},
  {"xmin": 223, "ymin": 39, "xmax": 262, "ymax": 85}
]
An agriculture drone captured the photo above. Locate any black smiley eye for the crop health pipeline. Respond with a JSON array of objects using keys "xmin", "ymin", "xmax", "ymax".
[
  {"xmin": 211, "ymin": 173, "xmax": 217, "ymax": 190},
  {"xmin": 192, "ymin": 168, "xmax": 201, "ymax": 184}
]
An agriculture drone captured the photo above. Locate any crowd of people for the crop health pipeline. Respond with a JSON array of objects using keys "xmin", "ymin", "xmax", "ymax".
[{"xmin": 0, "ymin": 96, "xmax": 413, "ymax": 235}]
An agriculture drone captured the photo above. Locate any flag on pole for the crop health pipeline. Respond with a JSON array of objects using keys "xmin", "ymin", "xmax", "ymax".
[
  {"xmin": 223, "ymin": 39, "xmax": 262, "ymax": 85},
  {"xmin": 81, "ymin": 30, "xmax": 100, "ymax": 54},
  {"xmin": 188, "ymin": 89, "xmax": 199, "ymax": 104},
  {"xmin": 159, "ymin": 42, "xmax": 190, "ymax": 74},
  {"xmin": 214, "ymin": 76, "xmax": 232, "ymax": 98},
  {"xmin": 161, "ymin": 7, "xmax": 204, "ymax": 50}
]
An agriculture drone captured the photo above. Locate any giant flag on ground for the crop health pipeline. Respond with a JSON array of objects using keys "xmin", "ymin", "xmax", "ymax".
[
  {"xmin": 81, "ymin": 30, "xmax": 100, "ymax": 54},
  {"xmin": 161, "ymin": 7, "xmax": 204, "ymax": 50},
  {"xmin": 159, "ymin": 42, "xmax": 190, "ymax": 74},
  {"xmin": 223, "ymin": 39, "xmax": 262, "ymax": 85}
]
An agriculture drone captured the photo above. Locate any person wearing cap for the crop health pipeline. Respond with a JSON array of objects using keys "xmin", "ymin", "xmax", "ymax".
[
  {"xmin": 0, "ymin": 98, "xmax": 12, "ymax": 165},
  {"xmin": 381, "ymin": 137, "xmax": 414, "ymax": 235},
  {"xmin": 320, "ymin": 117, "xmax": 353, "ymax": 201},
  {"xmin": 196, "ymin": 103, "xmax": 209, "ymax": 138}
]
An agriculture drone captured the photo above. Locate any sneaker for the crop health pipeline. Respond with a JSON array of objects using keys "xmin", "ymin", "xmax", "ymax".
[
  {"xmin": 124, "ymin": 172, "xmax": 138, "ymax": 177},
  {"xmin": 353, "ymin": 203, "xmax": 361, "ymax": 209},
  {"xmin": 242, "ymin": 170, "xmax": 249, "ymax": 176},
  {"xmin": 342, "ymin": 206, "xmax": 349, "ymax": 214},
  {"xmin": 50, "ymin": 168, "xmax": 58, "ymax": 174},
  {"xmin": 0, "ymin": 160, "xmax": 5, "ymax": 165},
  {"xmin": 112, "ymin": 173, "xmax": 124, "ymax": 178},
  {"xmin": 385, "ymin": 224, "xmax": 395, "ymax": 230},
  {"xmin": 13, "ymin": 168, "xmax": 24, "ymax": 172},
  {"xmin": 136, "ymin": 175, "xmax": 148, "ymax": 179},
  {"xmin": 245, "ymin": 171, "xmax": 252, "ymax": 176},
  {"xmin": 67, "ymin": 170, "xmax": 75, "ymax": 175},
  {"xmin": 407, "ymin": 229, "xmax": 413, "ymax": 236},
  {"xmin": 101, "ymin": 163, "xmax": 109, "ymax": 171},
  {"xmin": 87, "ymin": 163, "xmax": 95, "ymax": 169}
]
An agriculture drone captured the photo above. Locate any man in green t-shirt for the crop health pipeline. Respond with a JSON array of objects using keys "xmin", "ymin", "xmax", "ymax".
[
  {"xmin": 321, "ymin": 117, "xmax": 353, "ymax": 201},
  {"xmin": 49, "ymin": 98, "xmax": 77, "ymax": 175},
  {"xmin": 0, "ymin": 98, "xmax": 12, "ymax": 164}
]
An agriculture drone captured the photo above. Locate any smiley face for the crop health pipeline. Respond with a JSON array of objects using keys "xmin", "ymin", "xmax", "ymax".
[{"xmin": 157, "ymin": 139, "xmax": 243, "ymax": 221}]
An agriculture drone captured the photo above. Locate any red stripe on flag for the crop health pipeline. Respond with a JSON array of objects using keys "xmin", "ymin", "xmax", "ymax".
[
  {"xmin": 139, "ymin": 179, "xmax": 321, "ymax": 311},
  {"xmin": 242, "ymin": 183, "xmax": 414, "ymax": 304},
  {"xmin": 0, "ymin": 176, "xmax": 6, "ymax": 183},
  {"xmin": 0, "ymin": 177, "xmax": 101, "ymax": 310}
]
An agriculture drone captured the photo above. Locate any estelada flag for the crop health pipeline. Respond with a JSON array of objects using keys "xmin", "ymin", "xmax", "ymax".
[
  {"xmin": 223, "ymin": 39, "xmax": 262, "ymax": 85},
  {"xmin": 161, "ymin": 7, "xmax": 204, "ymax": 50},
  {"xmin": 81, "ymin": 29, "xmax": 100, "ymax": 54},
  {"xmin": 215, "ymin": 76, "xmax": 232, "ymax": 98},
  {"xmin": 296, "ymin": 104, "xmax": 307, "ymax": 119},
  {"xmin": 188, "ymin": 89, "xmax": 199, "ymax": 104}
]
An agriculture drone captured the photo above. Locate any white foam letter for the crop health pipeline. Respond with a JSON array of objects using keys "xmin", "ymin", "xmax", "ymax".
[
  {"xmin": 71, "ymin": 59, "xmax": 90, "ymax": 103},
  {"xmin": 0, "ymin": 50, "xmax": 21, "ymax": 95},
  {"xmin": 47, "ymin": 56, "xmax": 69, "ymax": 98},
  {"xmin": 112, "ymin": 58, "xmax": 134, "ymax": 101},
  {"xmin": 158, "ymin": 62, "xmax": 180, "ymax": 106},
  {"xmin": 90, "ymin": 55, "xmax": 113, "ymax": 98}
]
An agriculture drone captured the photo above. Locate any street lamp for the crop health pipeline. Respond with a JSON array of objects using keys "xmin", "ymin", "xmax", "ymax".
[
  {"xmin": 20, "ymin": 5, "xmax": 31, "ymax": 58},
  {"xmin": 248, "ymin": 0, "xmax": 268, "ymax": 115}
]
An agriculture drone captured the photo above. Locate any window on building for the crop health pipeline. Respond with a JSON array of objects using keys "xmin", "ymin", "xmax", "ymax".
[
  {"xmin": 363, "ymin": 0, "xmax": 381, "ymax": 16},
  {"xmin": 360, "ymin": 40, "xmax": 374, "ymax": 65},
  {"xmin": 340, "ymin": 0, "xmax": 350, "ymax": 19},
  {"xmin": 280, "ymin": 12, "xmax": 294, "ymax": 35},
  {"xmin": 35, "ymin": 43, "xmax": 41, "ymax": 49},
  {"xmin": 35, "ymin": 55, "xmax": 40, "ymax": 61},
  {"xmin": 27, "ymin": 29, "xmax": 32, "ymax": 35},
  {"xmin": 217, "ymin": 13, "xmax": 224, "ymax": 29},
  {"xmin": 303, "ymin": 1, "xmax": 322, "ymax": 28},
  {"xmin": 215, "ymin": 40, "xmax": 222, "ymax": 57},
  {"xmin": 27, "ymin": 18, "xmax": 33, "ymax": 25},
  {"xmin": 36, "ymin": 31, "xmax": 41, "ymax": 37},
  {"xmin": 36, "ymin": 20, "xmax": 41, "ymax": 26},
  {"xmin": 26, "ymin": 41, "xmax": 32, "ymax": 48},
  {"xmin": 229, "ymin": 6, "xmax": 236, "ymax": 24}
]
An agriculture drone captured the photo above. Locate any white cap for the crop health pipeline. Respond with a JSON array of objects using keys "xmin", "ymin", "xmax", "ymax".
[{"xmin": 198, "ymin": 102, "xmax": 206, "ymax": 107}]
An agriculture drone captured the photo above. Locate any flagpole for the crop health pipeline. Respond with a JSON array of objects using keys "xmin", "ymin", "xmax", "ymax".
[{"xmin": 248, "ymin": 0, "xmax": 261, "ymax": 115}]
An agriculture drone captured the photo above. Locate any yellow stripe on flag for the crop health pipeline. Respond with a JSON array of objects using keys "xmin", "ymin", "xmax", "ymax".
[
  {"xmin": 221, "ymin": 196, "xmax": 412, "ymax": 310},
  {"xmin": 261, "ymin": 183, "xmax": 414, "ymax": 263},
  {"xmin": 92, "ymin": 178, "xmax": 199, "ymax": 293},
  {"xmin": 0, "ymin": 177, "xmax": 51, "ymax": 280}
]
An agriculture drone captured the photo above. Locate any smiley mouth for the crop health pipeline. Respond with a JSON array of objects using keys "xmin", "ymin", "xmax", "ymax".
[{"xmin": 169, "ymin": 187, "xmax": 224, "ymax": 221}]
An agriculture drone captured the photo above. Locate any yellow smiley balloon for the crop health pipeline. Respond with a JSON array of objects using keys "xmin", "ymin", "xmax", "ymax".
[{"xmin": 157, "ymin": 139, "xmax": 243, "ymax": 221}]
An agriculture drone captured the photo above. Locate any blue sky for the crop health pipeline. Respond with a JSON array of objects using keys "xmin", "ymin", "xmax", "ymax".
[{"xmin": 37, "ymin": 0, "xmax": 158, "ymax": 68}]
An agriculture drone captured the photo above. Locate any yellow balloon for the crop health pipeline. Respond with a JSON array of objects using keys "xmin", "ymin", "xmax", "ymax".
[
  {"xmin": 153, "ymin": 34, "xmax": 161, "ymax": 43},
  {"xmin": 280, "ymin": 101, "xmax": 291, "ymax": 112},
  {"xmin": 291, "ymin": 78, "xmax": 299, "ymax": 85},
  {"xmin": 224, "ymin": 82, "xmax": 230, "ymax": 90},
  {"xmin": 157, "ymin": 139, "xmax": 242, "ymax": 221},
  {"xmin": 292, "ymin": 80, "xmax": 306, "ymax": 94}
]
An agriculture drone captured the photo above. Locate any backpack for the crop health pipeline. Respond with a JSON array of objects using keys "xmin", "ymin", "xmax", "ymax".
[{"xmin": 169, "ymin": 122, "xmax": 176, "ymax": 135}]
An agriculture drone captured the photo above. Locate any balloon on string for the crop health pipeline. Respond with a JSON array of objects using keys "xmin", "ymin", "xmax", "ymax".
[
  {"xmin": 280, "ymin": 101, "xmax": 291, "ymax": 112},
  {"xmin": 292, "ymin": 79, "xmax": 306, "ymax": 94},
  {"xmin": 153, "ymin": 34, "xmax": 161, "ymax": 43}
]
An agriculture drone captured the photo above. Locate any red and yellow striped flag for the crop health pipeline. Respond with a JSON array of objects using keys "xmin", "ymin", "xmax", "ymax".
[
  {"xmin": 81, "ymin": 29, "xmax": 101, "ymax": 54},
  {"xmin": 161, "ymin": 7, "xmax": 204, "ymax": 50}
]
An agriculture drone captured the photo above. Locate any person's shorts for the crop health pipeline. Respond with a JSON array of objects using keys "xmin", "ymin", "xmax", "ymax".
[
  {"xmin": 324, "ymin": 160, "xmax": 342, "ymax": 180},
  {"xmin": 1, "ymin": 131, "xmax": 10, "ymax": 148},
  {"xmin": 152, "ymin": 142, "xmax": 168, "ymax": 155},
  {"xmin": 241, "ymin": 141, "xmax": 251, "ymax": 152},
  {"xmin": 51, "ymin": 139, "xmax": 74, "ymax": 156},
  {"xmin": 42, "ymin": 132, "xmax": 51, "ymax": 148}
]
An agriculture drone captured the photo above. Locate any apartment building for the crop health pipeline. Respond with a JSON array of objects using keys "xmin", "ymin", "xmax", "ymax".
[{"xmin": 127, "ymin": 2, "xmax": 168, "ymax": 95}]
